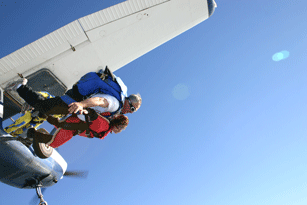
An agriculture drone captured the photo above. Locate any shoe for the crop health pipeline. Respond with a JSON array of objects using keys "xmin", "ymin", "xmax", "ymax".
[
  {"xmin": 27, "ymin": 128, "xmax": 53, "ymax": 144},
  {"xmin": 26, "ymin": 128, "xmax": 36, "ymax": 140},
  {"xmin": 5, "ymin": 78, "xmax": 28, "ymax": 92}
]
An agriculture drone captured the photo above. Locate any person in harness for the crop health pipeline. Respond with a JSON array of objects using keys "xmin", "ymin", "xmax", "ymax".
[
  {"xmin": 5, "ymin": 66, "xmax": 142, "ymax": 118},
  {"xmin": 27, "ymin": 114, "xmax": 129, "ymax": 148},
  {"xmin": 64, "ymin": 66, "xmax": 142, "ymax": 117}
]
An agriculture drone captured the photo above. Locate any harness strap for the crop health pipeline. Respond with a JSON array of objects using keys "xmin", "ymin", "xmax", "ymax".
[
  {"xmin": 98, "ymin": 66, "xmax": 116, "ymax": 82},
  {"xmin": 83, "ymin": 113, "xmax": 105, "ymax": 138},
  {"xmin": 84, "ymin": 113, "xmax": 92, "ymax": 138}
]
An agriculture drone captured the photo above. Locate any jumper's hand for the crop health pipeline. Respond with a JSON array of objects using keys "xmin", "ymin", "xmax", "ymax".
[{"xmin": 68, "ymin": 102, "xmax": 86, "ymax": 114}]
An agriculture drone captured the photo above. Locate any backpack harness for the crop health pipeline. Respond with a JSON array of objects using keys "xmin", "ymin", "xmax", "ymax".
[
  {"xmin": 60, "ymin": 67, "xmax": 127, "ymax": 137},
  {"xmin": 62, "ymin": 67, "xmax": 127, "ymax": 118}
]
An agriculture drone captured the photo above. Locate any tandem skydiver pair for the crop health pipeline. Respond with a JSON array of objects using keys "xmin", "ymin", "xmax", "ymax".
[{"xmin": 5, "ymin": 67, "xmax": 142, "ymax": 148}]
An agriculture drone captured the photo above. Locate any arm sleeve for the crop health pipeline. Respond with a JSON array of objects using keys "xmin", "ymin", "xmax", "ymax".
[
  {"xmin": 61, "ymin": 122, "xmax": 88, "ymax": 131},
  {"xmin": 47, "ymin": 116, "xmax": 88, "ymax": 131}
]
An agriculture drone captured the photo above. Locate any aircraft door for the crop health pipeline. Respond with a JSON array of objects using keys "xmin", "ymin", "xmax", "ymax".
[{"xmin": 3, "ymin": 68, "xmax": 66, "ymax": 120}]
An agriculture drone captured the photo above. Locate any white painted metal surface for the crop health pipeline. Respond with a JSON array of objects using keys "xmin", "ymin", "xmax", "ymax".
[
  {"xmin": 0, "ymin": 20, "xmax": 87, "ymax": 82},
  {"xmin": 50, "ymin": 149, "xmax": 68, "ymax": 175},
  {"xmin": 0, "ymin": 87, "xmax": 3, "ymax": 119},
  {"xmin": 0, "ymin": 0, "xmax": 215, "ymax": 90},
  {"xmin": 79, "ymin": 0, "xmax": 170, "ymax": 31}
]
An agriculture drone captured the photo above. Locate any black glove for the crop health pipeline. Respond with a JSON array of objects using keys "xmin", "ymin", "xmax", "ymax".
[{"xmin": 86, "ymin": 108, "xmax": 98, "ymax": 121}]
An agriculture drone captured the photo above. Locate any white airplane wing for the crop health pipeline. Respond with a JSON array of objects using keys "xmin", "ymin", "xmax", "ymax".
[{"xmin": 0, "ymin": 0, "xmax": 216, "ymax": 119}]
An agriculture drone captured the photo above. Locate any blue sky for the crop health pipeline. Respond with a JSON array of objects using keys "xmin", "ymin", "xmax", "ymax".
[{"xmin": 1, "ymin": 0, "xmax": 307, "ymax": 204}]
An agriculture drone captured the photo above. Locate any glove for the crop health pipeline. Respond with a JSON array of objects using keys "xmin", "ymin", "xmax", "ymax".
[{"xmin": 86, "ymin": 108, "xmax": 98, "ymax": 121}]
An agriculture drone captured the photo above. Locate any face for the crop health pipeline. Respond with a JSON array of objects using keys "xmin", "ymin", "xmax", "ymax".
[{"xmin": 122, "ymin": 99, "xmax": 140, "ymax": 114}]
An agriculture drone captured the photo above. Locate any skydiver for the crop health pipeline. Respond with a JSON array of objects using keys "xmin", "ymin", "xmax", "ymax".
[
  {"xmin": 64, "ymin": 67, "xmax": 141, "ymax": 117},
  {"xmin": 27, "ymin": 114, "xmax": 129, "ymax": 148},
  {"xmin": 5, "ymin": 67, "xmax": 142, "ymax": 117}
]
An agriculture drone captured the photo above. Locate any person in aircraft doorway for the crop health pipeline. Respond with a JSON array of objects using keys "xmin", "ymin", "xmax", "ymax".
[
  {"xmin": 5, "ymin": 82, "xmax": 129, "ymax": 147},
  {"xmin": 5, "ymin": 66, "xmax": 142, "ymax": 118},
  {"xmin": 63, "ymin": 66, "xmax": 142, "ymax": 117}
]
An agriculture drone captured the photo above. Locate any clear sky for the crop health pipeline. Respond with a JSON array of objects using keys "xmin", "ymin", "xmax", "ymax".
[{"xmin": 1, "ymin": 0, "xmax": 307, "ymax": 205}]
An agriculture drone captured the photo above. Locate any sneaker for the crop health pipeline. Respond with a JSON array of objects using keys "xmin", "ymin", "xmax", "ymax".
[
  {"xmin": 26, "ymin": 128, "xmax": 36, "ymax": 140},
  {"xmin": 5, "ymin": 78, "xmax": 28, "ymax": 92},
  {"xmin": 27, "ymin": 128, "xmax": 53, "ymax": 144}
]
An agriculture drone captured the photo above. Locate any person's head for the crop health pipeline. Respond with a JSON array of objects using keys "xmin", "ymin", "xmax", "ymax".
[
  {"xmin": 121, "ymin": 93, "xmax": 142, "ymax": 114},
  {"xmin": 110, "ymin": 114, "xmax": 129, "ymax": 134}
]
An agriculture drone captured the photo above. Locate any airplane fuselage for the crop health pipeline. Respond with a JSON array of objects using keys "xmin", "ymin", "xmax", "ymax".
[
  {"xmin": 0, "ymin": 89, "xmax": 67, "ymax": 189},
  {"xmin": 0, "ymin": 135, "xmax": 65, "ymax": 189}
]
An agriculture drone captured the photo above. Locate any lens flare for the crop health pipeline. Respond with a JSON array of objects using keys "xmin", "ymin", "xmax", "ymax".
[
  {"xmin": 272, "ymin": 50, "xmax": 290, "ymax": 61},
  {"xmin": 172, "ymin": 84, "xmax": 190, "ymax": 100}
]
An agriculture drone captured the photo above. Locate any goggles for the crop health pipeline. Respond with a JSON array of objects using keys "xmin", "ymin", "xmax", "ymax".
[{"xmin": 127, "ymin": 97, "xmax": 136, "ymax": 112}]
